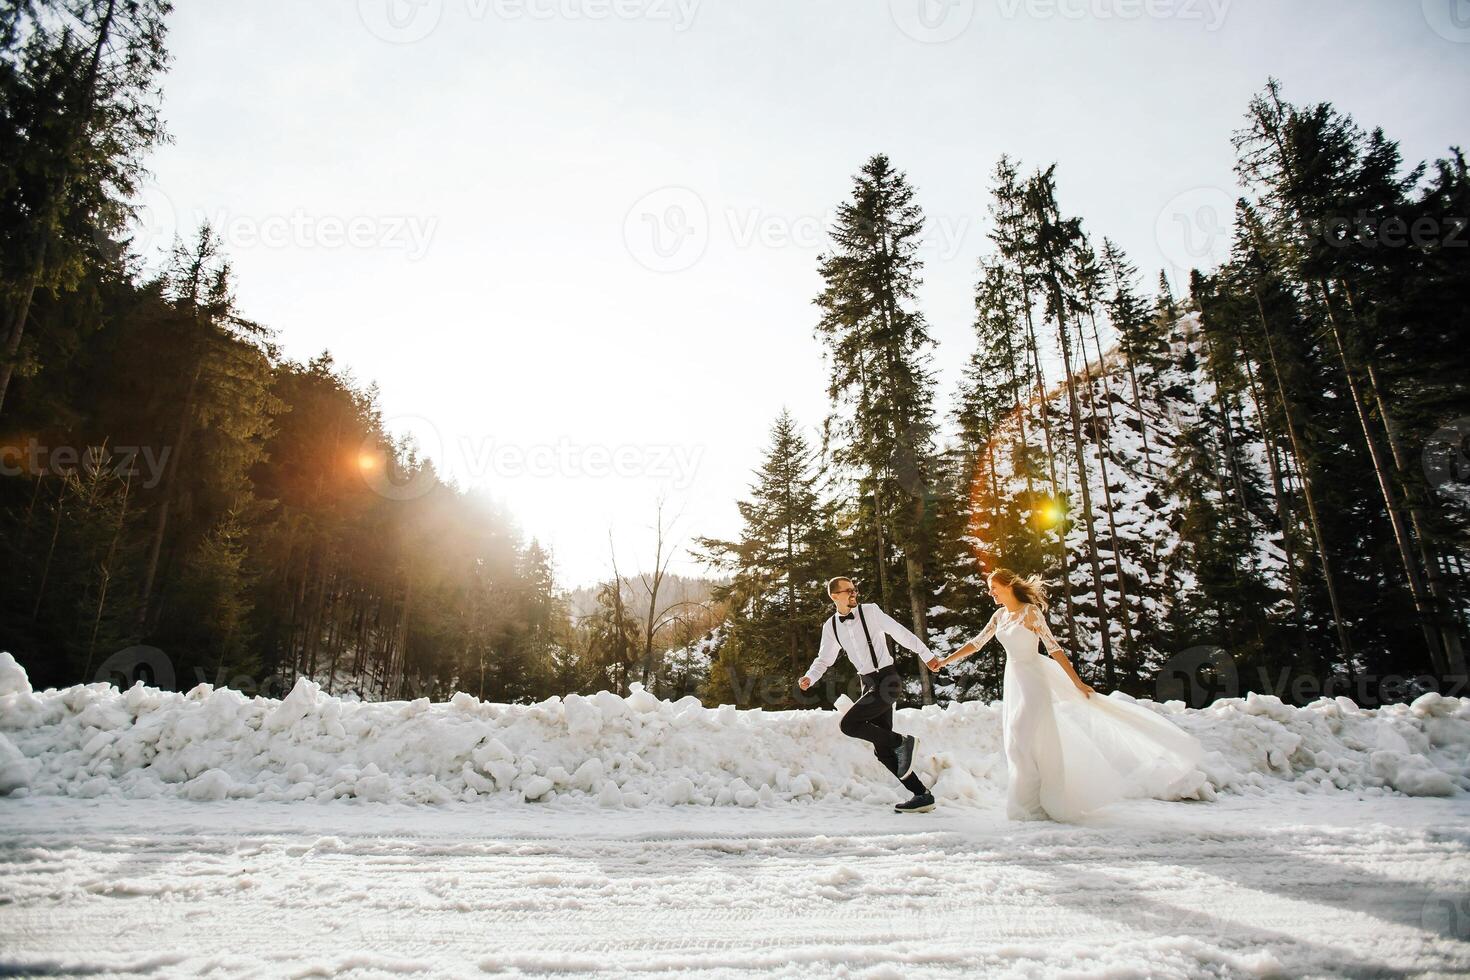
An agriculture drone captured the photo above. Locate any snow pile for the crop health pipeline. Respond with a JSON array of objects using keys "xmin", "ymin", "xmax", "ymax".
[
  {"xmin": 1182, "ymin": 689, "xmax": 1470, "ymax": 799},
  {"xmin": 1, "ymin": 653, "xmax": 1467, "ymax": 808}
]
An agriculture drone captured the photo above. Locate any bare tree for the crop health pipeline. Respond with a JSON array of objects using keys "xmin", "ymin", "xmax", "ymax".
[
  {"xmin": 607, "ymin": 532, "xmax": 630, "ymax": 696},
  {"xmin": 636, "ymin": 499, "xmax": 685, "ymax": 695}
]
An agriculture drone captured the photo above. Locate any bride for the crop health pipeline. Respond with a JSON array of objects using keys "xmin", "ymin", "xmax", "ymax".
[{"xmin": 937, "ymin": 568, "xmax": 1207, "ymax": 822}]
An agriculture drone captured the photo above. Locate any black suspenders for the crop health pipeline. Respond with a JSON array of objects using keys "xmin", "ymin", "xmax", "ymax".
[{"xmin": 831, "ymin": 605, "xmax": 886, "ymax": 674}]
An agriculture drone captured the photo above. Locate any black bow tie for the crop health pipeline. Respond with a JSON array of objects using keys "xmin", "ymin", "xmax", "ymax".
[{"xmin": 839, "ymin": 612, "xmax": 855, "ymax": 622}]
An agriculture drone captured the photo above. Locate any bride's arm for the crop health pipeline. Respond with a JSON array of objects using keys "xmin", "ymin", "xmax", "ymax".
[
  {"xmin": 1025, "ymin": 605, "xmax": 1094, "ymax": 698},
  {"xmin": 940, "ymin": 609, "xmax": 1002, "ymax": 667}
]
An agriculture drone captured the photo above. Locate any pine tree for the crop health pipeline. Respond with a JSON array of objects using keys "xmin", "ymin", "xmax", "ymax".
[
  {"xmin": 1024, "ymin": 166, "xmax": 1117, "ymax": 686},
  {"xmin": 132, "ymin": 225, "xmax": 280, "ymax": 638},
  {"xmin": 698, "ymin": 409, "xmax": 842, "ymax": 705},
  {"xmin": 1074, "ymin": 235, "xmax": 1138, "ymax": 673},
  {"xmin": 0, "ymin": 0, "xmax": 172, "ymax": 414},
  {"xmin": 519, "ymin": 538, "xmax": 569, "ymax": 688},
  {"xmin": 1233, "ymin": 79, "xmax": 1466, "ymax": 684},
  {"xmin": 814, "ymin": 153, "xmax": 941, "ymax": 703},
  {"xmin": 1226, "ymin": 200, "xmax": 1356, "ymax": 676},
  {"xmin": 939, "ymin": 258, "xmax": 1054, "ymax": 700},
  {"xmin": 1099, "ymin": 238, "xmax": 1162, "ymax": 475},
  {"xmin": 169, "ymin": 511, "xmax": 255, "ymax": 685},
  {"xmin": 987, "ymin": 157, "xmax": 1077, "ymax": 644}
]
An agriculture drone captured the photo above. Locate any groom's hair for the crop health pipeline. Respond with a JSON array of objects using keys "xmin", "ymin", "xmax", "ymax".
[{"xmin": 826, "ymin": 576, "xmax": 853, "ymax": 595}]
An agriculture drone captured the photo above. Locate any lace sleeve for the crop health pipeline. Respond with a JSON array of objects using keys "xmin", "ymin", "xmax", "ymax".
[
  {"xmin": 1024, "ymin": 605, "xmax": 1064, "ymax": 655},
  {"xmin": 965, "ymin": 608, "xmax": 1003, "ymax": 652}
]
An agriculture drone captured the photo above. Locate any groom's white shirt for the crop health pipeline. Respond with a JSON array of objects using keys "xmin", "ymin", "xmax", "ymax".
[{"xmin": 803, "ymin": 602, "xmax": 933, "ymax": 685}]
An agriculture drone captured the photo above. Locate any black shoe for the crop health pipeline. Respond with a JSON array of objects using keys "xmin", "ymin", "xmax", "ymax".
[
  {"xmin": 894, "ymin": 792, "xmax": 935, "ymax": 814},
  {"xmin": 894, "ymin": 734, "xmax": 917, "ymax": 779}
]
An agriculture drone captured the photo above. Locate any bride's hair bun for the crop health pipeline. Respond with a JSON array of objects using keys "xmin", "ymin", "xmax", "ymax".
[{"xmin": 989, "ymin": 567, "xmax": 1049, "ymax": 610}]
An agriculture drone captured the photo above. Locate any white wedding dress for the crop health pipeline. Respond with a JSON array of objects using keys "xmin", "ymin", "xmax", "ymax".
[{"xmin": 971, "ymin": 604, "xmax": 1207, "ymax": 822}]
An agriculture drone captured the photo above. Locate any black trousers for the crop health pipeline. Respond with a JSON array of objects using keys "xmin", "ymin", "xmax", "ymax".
[{"xmin": 840, "ymin": 665, "xmax": 926, "ymax": 794}]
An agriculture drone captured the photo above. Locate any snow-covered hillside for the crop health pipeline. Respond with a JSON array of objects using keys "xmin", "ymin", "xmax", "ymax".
[
  {"xmin": 950, "ymin": 311, "xmax": 1292, "ymax": 675},
  {"xmin": 2, "ymin": 651, "xmax": 1466, "ymax": 808}
]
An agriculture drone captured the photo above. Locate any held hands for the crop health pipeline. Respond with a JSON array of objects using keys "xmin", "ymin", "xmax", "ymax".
[
  {"xmin": 933, "ymin": 643, "xmax": 972, "ymax": 671},
  {"xmin": 925, "ymin": 657, "xmax": 943, "ymax": 673}
]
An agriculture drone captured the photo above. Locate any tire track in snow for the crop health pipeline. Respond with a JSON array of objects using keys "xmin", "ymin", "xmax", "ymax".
[{"xmin": 2, "ymin": 798, "xmax": 1469, "ymax": 978}]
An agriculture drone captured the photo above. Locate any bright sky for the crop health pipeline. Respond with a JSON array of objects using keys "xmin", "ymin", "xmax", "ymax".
[{"xmin": 138, "ymin": 0, "xmax": 1470, "ymax": 588}]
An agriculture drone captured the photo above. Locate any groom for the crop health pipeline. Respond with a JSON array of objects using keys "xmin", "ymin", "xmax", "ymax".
[{"xmin": 799, "ymin": 576, "xmax": 941, "ymax": 813}]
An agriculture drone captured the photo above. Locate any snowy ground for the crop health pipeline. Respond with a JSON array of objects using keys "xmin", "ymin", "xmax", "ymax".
[
  {"xmin": 3, "ymin": 793, "xmax": 1470, "ymax": 979},
  {"xmin": 4, "ymin": 653, "xmax": 1470, "ymax": 977}
]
